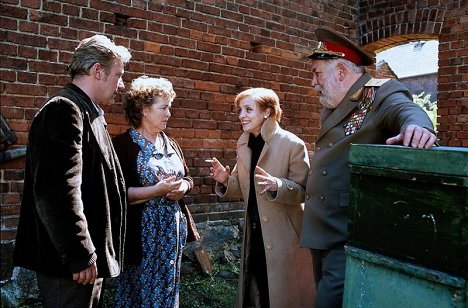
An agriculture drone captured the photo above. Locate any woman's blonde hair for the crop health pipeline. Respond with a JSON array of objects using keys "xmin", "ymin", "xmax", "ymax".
[{"xmin": 234, "ymin": 87, "xmax": 283, "ymax": 122}]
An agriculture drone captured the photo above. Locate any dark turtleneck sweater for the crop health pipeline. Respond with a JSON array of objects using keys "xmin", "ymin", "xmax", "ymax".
[
  {"xmin": 246, "ymin": 132, "xmax": 270, "ymax": 308},
  {"xmin": 247, "ymin": 132, "xmax": 265, "ymax": 226}
]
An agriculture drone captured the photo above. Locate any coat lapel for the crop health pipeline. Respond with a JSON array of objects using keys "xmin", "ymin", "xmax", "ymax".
[
  {"xmin": 317, "ymin": 73, "xmax": 372, "ymax": 141},
  {"xmin": 58, "ymin": 84, "xmax": 114, "ymax": 170},
  {"xmin": 237, "ymin": 133, "xmax": 251, "ymax": 173},
  {"xmin": 257, "ymin": 118, "xmax": 277, "ymax": 166},
  {"xmin": 89, "ymin": 114, "xmax": 113, "ymax": 169},
  {"xmin": 237, "ymin": 118, "xmax": 278, "ymax": 171}
]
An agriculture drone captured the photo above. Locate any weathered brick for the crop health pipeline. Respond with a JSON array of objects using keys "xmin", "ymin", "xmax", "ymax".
[
  {"xmin": 0, "ymin": 229, "xmax": 17, "ymax": 241},
  {"xmin": 0, "ymin": 183, "xmax": 9, "ymax": 194},
  {"xmin": 69, "ymin": 16, "xmax": 103, "ymax": 31},
  {"xmin": 3, "ymin": 216, "xmax": 19, "ymax": 228},
  {"xmin": 1, "ymin": 193, "xmax": 21, "ymax": 205},
  {"xmin": 4, "ymin": 83, "xmax": 47, "ymax": 96},
  {"xmin": 39, "ymin": 24, "xmax": 60, "ymax": 36},
  {"xmin": 3, "ymin": 170, "xmax": 24, "ymax": 181},
  {"xmin": 0, "ymin": 0, "xmax": 464, "ymax": 243},
  {"xmin": 0, "ymin": 107, "xmax": 24, "ymax": 119},
  {"xmin": 0, "ymin": 70, "xmax": 16, "ymax": 82},
  {"xmin": 18, "ymin": 20, "xmax": 38, "ymax": 33}
]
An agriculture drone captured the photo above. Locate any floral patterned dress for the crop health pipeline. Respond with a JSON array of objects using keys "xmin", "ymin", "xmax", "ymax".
[{"xmin": 114, "ymin": 128, "xmax": 188, "ymax": 308}]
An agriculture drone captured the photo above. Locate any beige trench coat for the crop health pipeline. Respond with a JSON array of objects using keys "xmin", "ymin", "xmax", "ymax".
[{"xmin": 216, "ymin": 118, "xmax": 316, "ymax": 307}]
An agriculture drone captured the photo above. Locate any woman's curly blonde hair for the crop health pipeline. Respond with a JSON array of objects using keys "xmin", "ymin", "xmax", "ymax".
[{"xmin": 124, "ymin": 76, "xmax": 176, "ymax": 128}]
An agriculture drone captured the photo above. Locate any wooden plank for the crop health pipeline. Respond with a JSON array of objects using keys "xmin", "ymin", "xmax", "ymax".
[{"xmin": 194, "ymin": 244, "xmax": 214, "ymax": 276}]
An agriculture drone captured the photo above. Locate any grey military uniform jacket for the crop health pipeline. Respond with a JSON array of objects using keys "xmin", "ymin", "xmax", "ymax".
[{"xmin": 300, "ymin": 73, "xmax": 435, "ymax": 250}]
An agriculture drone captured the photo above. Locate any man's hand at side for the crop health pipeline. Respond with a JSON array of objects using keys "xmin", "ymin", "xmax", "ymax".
[{"xmin": 73, "ymin": 262, "xmax": 97, "ymax": 285}]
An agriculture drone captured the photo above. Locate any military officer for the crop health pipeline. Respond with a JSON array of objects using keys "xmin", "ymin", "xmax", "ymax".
[{"xmin": 300, "ymin": 27, "xmax": 437, "ymax": 308}]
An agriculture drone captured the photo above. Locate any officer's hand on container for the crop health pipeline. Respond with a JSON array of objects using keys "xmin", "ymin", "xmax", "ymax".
[{"xmin": 386, "ymin": 124, "xmax": 437, "ymax": 149}]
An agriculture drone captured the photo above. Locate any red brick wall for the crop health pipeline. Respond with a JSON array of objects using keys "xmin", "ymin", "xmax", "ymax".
[
  {"xmin": 375, "ymin": 61, "xmax": 397, "ymax": 79},
  {"xmin": 1, "ymin": 0, "xmax": 465, "ymax": 244},
  {"xmin": 358, "ymin": 0, "xmax": 467, "ymax": 146},
  {"xmin": 1, "ymin": 0, "xmax": 360, "ymax": 241},
  {"xmin": 437, "ymin": 2, "xmax": 467, "ymax": 146}
]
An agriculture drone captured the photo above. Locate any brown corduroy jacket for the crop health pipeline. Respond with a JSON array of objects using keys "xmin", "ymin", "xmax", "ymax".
[{"xmin": 13, "ymin": 83, "xmax": 127, "ymax": 278}]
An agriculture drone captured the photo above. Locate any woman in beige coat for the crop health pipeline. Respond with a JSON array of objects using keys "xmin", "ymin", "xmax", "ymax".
[{"xmin": 209, "ymin": 88, "xmax": 315, "ymax": 307}]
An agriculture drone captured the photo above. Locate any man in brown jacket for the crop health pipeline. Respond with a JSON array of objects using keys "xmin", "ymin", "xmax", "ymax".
[
  {"xmin": 13, "ymin": 35, "xmax": 131, "ymax": 307},
  {"xmin": 300, "ymin": 27, "xmax": 437, "ymax": 307}
]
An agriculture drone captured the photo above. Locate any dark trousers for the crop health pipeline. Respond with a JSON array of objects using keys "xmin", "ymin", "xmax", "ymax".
[
  {"xmin": 37, "ymin": 272, "xmax": 104, "ymax": 308},
  {"xmin": 311, "ymin": 246, "xmax": 346, "ymax": 308},
  {"xmin": 244, "ymin": 222, "xmax": 270, "ymax": 308}
]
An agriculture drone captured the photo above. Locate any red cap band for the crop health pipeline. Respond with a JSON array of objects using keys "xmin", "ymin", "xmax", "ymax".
[{"xmin": 323, "ymin": 41, "xmax": 362, "ymax": 65}]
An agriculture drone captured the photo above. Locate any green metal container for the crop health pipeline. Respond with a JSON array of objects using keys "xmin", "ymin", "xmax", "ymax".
[
  {"xmin": 347, "ymin": 144, "xmax": 467, "ymax": 277},
  {"xmin": 344, "ymin": 144, "xmax": 467, "ymax": 306},
  {"xmin": 343, "ymin": 246, "xmax": 466, "ymax": 307}
]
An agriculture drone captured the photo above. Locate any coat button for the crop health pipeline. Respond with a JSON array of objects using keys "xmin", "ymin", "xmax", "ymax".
[
  {"xmin": 170, "ymin": 260, "xmax": 175, "ymax": 265},
  {"xmin": 266, "ymin": 245, "xmax": 273, "ymax": 250},
  {"xmin": 322, "ymin": 170, "xmax": 327, "ymax": 176},
  {"xmin": 305, "ymin": 194, "xmax": 310, "ymax": 200},
  {"xmin": 287, "ymin": 183, "xmax": 294, "ymax": 190},
  {"xmin": 316, "ymin": 146, "xmax": 321, "ymax": 151},
  {"xmin": 262, "ymin": 216, "xmax": 269, "ymax": 222},
  {"xmin": 319, "ymin": 195, "xmax": 325, "ymax": 201},
  {"xmin": 328, "ymin": 142, "xmax": 333, "ymax": 147}
]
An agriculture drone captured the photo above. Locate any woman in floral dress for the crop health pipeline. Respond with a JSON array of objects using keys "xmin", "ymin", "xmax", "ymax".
[{"xmin": 112, "ymin": 76, "xmax": 199, "ymax": 307}]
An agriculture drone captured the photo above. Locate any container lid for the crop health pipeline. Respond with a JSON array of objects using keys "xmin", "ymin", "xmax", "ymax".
[{"xmin": 348, "ymin": 144, "xmax": 468, "ymax": 177}]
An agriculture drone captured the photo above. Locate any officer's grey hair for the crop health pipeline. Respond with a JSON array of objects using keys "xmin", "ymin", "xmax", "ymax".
[{"xmin": 329, "ymin": 58, "xmax": 365, "ymax": 74}]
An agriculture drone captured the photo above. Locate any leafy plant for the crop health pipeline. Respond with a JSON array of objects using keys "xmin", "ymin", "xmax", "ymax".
[{"xmin": 412, "ymin": 92, "xmax": 438, "ymax": 129}]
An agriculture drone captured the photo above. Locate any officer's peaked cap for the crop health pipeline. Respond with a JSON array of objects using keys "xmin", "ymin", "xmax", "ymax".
[{"xmin": 308, "ymin": 27, "xmax": 374, "ymax": 66}]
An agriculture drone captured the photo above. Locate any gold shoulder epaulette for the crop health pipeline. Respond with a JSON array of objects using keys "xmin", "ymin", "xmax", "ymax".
[{"xmin": 365, "ymin": 78, "xmax": 391, "ymax": 87}]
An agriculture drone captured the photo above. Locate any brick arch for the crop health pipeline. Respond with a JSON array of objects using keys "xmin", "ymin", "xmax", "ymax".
[
  {"xmin": 355, "ymin": 0, "xmax": 467, "ymax": 146},
  {"xmin": 362, "ymin": 34, "xmax": 437, "ymax": 54},
  {"xmin": 356, "ymin": 2, "xmax": 445, "ymax": 47}
]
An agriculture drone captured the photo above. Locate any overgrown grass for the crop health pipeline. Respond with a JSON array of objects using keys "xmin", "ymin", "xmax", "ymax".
[
  {"xmin": 180, "ymin": 260, "xmax": 240, "ymax": 308},
  {"xmin": 1, "ymin": 257, "xmax": 240, "ymax": 307},
  {"xmin": 100, "ymin": 259, "xmax": 240, "ymax": 307}
]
